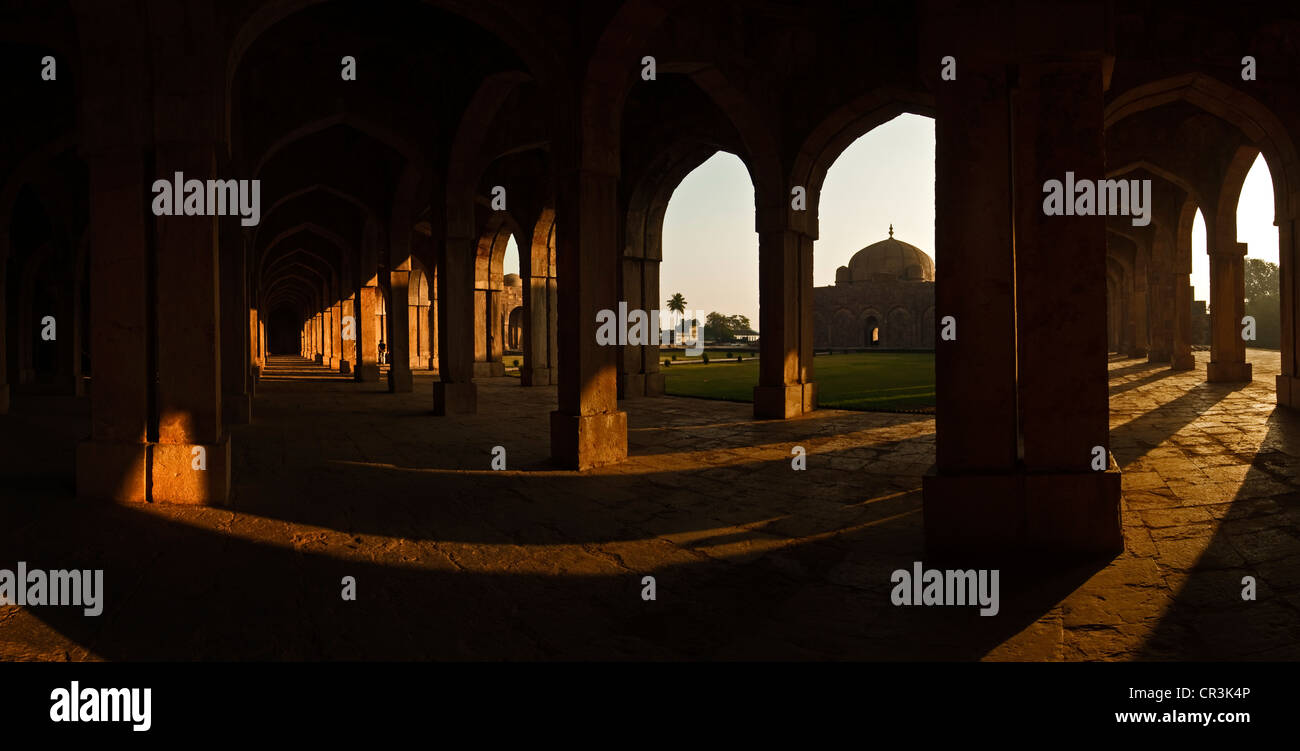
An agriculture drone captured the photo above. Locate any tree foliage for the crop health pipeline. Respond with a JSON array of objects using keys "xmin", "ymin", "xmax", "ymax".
[
  {"xmin": 703, "ymin": 311, "xmax": 754, "ymax": 342},
  {"xmin": 1243, "ymin": 258, "xmax": 1280, "ymax": 349}
]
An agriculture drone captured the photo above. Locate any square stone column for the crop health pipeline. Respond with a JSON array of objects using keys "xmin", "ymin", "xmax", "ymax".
[
  {"xmin": 1127, "ymin": 252, "xmax": 1149, "ymax": 357},
  {"xmin": 338, "ymin": 295, "xmax": 353, "ymax": 374},
  {"xmin": 387, "ymin": 269, "xmax": 413, "ymax": 392},
  {"xmin": 1012, "ymin": 60, "xmax": 1120, "ymax": 553},
  {"xmin": 922, "ymin": 60, "xmax": 1021, "ymax": 553},
  {"xmin": 355, "ymin": 285, "xmax": 381, "ymax": 381},
  {"xmin": 0, "ymin": 252, "xmax": 8, "ymax": 414},
  {"xmin": 330, "ymin": 301, "xmax": 343, "ymax": 371},
  {"xmin": 550, "ymin": 168, "xmax": 626, "ymax": 469},
  {"xmin": 434, "ymin": 234, "xmax": 478, "ymax": 414},
  {"xmin": 617, "ymin": 253, "xmax": 664, "ymax": 398},
  {"xmin": 522, "ymin": 262, "xmax": 553, "ymax": 385},
  {"xmin": 922, "ymin": 50, "xmax": 1120, "ymax": 558},
  {"xmin": 220, "ymin": 221, "xmax": 251, "ymax": 425},
  {"xmin": 77, "ymin": 152, "xmax": 152, "ymax": 503},
  {"xmin": 1172, "ymin": 274, "xmax": 1195, "ymax": 370},
  {"xmin": 1208, "ymin": 241, "xmax": 1252, "ymax": 382},
  {"xmin": 151, "ymin": 142, "xmax": 230, "ymax": 505},
  {"xmin": 1277, "ymin": 218, "xmax": 1300, "ymax": 406},
  {"xmin": 754, "ymin": 229, "xmax": 816, "ymax": 418}
]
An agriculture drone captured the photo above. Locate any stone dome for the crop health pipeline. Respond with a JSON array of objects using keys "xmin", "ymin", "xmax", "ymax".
[
  {"xmin": 503, "ymin": 273, "xmax": 522, "ymax": 287},
  {"xmin": 839, "ymin": 226, "xmax": 934, "ymax": 283}
]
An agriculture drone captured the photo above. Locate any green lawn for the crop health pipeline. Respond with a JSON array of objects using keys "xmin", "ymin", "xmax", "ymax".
[{"xmin": 664, "ymin": 351, "xmax": 935, "ymax": 411}]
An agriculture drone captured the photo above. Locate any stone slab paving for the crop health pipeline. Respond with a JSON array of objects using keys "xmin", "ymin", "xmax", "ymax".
[{"xmin": 1, "ymin": 351, "xmax": 1296, "ymax": 660}]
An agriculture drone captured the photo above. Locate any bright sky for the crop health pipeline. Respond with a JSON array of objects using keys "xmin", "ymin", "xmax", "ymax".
[
  {"xmin": 658, "ymin": 113, "xmax": 937, "ymax": 328},
  {"xmin": 1191, "ymin": 154, "xmax": 1278, "ymax": 305},
  {"xmin": 503, "ymin": 119, "xmax": 1275, "ymax": 324}
]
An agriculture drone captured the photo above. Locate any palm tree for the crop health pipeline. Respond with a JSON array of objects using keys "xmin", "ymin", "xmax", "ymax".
[{"xmin": 666, "ymin": 292, "xmax": 687, "ymax": 344}]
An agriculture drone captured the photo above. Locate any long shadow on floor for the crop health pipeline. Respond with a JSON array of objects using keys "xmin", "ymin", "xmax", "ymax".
[
  {"xmin": 1136, "ymin": 407, "xmax": 1300, "ymax": 659},
  {"xmin": 1110, "ymin": 381, "xmax": 1239, "ymax": 467},
  {"xmin": 4, "ymin": 483, "xmax": 1108, "ymax": 661}
]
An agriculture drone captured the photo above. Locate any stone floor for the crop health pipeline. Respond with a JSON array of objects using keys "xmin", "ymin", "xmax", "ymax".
[{"xmin": 1, "ymin": 349, "xmax": 1297, "ymax": 660}]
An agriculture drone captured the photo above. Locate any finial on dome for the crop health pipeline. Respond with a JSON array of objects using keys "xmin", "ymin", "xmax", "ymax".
[{"xmin": 888, "ymin": 224, "xmax": 893, "ymax": 238}]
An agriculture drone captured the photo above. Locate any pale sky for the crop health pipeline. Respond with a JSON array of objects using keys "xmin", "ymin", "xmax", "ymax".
[
  {"xmin": 1191, "ymin": 154, "xmax": 1278, "ymax": 306},
  {"xmin": 503, "ymin": 118, "xmax": 1276, "ymax": 325},
  {"xmin": 658, "ymin": 113, "xmax": 937, "ymax": 327}
]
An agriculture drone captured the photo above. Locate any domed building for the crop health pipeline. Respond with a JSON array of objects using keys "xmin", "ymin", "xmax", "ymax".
[
  {"xmin": 814, "ymin": 226, "xmax": 936, "ymax": 349},
  {"xmin": 502, "ymin": 273, "xmax": 524, "ymax": 351}
]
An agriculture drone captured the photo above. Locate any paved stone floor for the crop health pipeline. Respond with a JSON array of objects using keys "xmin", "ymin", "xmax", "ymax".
[{"xmin": 1, "ymin": 350, "xmax": 1297, "ymax": 660}]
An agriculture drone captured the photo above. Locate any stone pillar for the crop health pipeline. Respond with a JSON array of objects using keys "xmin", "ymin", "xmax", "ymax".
[
  {"xmin": 1120, "ymin": 276, "xmax": 1136, "ymax": 354},
  {"xmin": 330, "ymin": 301, "xmax": 343, "ymax": 371},
  {"xmin": 355, "ymin": 285, "xmax": 380, "ymax": 381},
  {"xmin": 0, "ymin": 252, "xmax": 8, "ymax": 413},
  {"xmin": 1012, "ymin": 59, "xmax": 1120, "ymax": 553},
  {"xmin": 312, "ymin": 313, "xmax": 323, "ymax": 363},
  {"xmin": 427, "ymin": 297, "xmax": 438, "ymax": 370},
  {"xmin": 1278, "ymin": 216, "xmax": 1300, "ymax": 406},
  {"xmin": 550, "ymin": 168, "xmax": 627, "ymax": 468},
  {"xmin": 487, "ymin": 288, "xmax": 504, "ymax": 375},
  {"xmin": 617, "ymin": 240, "xmax": 665, "ymax": 398},
  {"xmin": 922, "ymin": 60, "xmax": 1022, "ymax": 552},
  {"xmin": 1147, "ymin": 266, "xmax": 1173, "ymax": 363},
  {"xmin": 922, "ymin": 50, "xmax": 1120, "ymax": 557},
  {"xmin": 434, "ymin": 233, "xmax": 477, "ymax": 413},
  {"xmin": 1207, "ymin": 241, "xmax": 1252, "ymax": 382},
  {"xmin": 151, "ymin": 142, "xmax": 230, "ymax": 505},
  {"xmin": 408, "ymin": 298, "xmax": 422, "ymax": 370},
  {"xmin": 387, "ymin": 268, "xmax": 413, "ymax": 392},
  {"xmin": 338, "ymin": 294, "xmax": 353, "ymax": 374},
  {"xmin": 1172, "ymin": 274, "xmax": 1195, "ymax": 370},
  {"xmin": 62, "ymin": 269, "xmax": 84, "ymax": 396},
  {"xmin": 221, "ymin": 222, "xmax": 251, "ymax": 425},
  {"xmin": 76, "ymin": 151, "xmax": 152, "ymax": 502},
  {"xmin": 522, "ymin": 249, "xmax": 553, "ymax": 386},
  {"xmin": 1127, "ymin": 251, "xmax": 1149, "ymax": 357},
  {"xmin": 249, "ymin": 307, "xmax": 261, "ymax": 381},
  {"xmin": 754, "ymin": 227, "xmax": 816, "ymax": 418}
]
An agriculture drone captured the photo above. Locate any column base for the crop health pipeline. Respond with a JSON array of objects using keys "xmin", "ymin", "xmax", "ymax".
[
  {"xmin": 0, "ymin": 383, "xmax": 7, "ymax": 413},
  {"xmin": 922, "ymin": 455, "xmax": 1123, "ymax": 560},
  {"xmin": 1171, "ymin": 352, "xmax": 1195, "ymax": 371},
  {"xmin": 521, "ymin": 367, "xmax": 552, "ymax": 386},
  {"xmin": 1147, "ymin": 348, "xmax": 1171, "ymax": 364},
  {"xmin": 356, "ymin": 363, "xmax": 381, "ymax": 382},
  {"xmin": 433, "ymin": 381, "xmax": 477, "ymax": 415},
  {"xmin": 1277, "ymin": 375, "xmax": 1300, "ymax": 408},
  {"xmin": 329, "ymin": 357, "xmax": 341, "ymax": 370},
  {"xmin": 646, "ymin": 372, "xmax": 665, "ymax": 396},
  {"xmin": 1124, "ymin": 347, "xmax": 1147, "ymax": 358},
  {"xmin": 151, "ymin": 435, "xmax": 231, "ymax": 505},
  {"xmin": 753, "ymin": 383, "xmax": 815, "ymax": 418},
  {"xmin": 550, "ymin": 410, "xmax": 627, "ymax": 470},
  {"xmin": 223, "ymin": 393, "xmax": 252, "ymax": 425},
  {"xmin": 618, "ymin": 373, "xmax": 645, "ymax": 399},
  {"xmin": 473, "ymin": 361, "xmax": 505, "ymax": 377},
  {"xmin": 1207, "ymin": 360, "xmax": 1252, "ymax": 383},
  {"xmin": 388, "ymin": 366, "xmax": 413, "ymax": 393},
  {"xmin": 339, "ymin": 359, "xmax": 351, "ymax": 375},
  {"xmin": 76, "ymin": 440, "xmax": 149, "ymax": 503}
]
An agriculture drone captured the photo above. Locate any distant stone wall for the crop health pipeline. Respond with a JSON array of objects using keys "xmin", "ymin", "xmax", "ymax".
[{"xmin": 813, "ymin": 281, "xmax": 935, "ymax": 349}]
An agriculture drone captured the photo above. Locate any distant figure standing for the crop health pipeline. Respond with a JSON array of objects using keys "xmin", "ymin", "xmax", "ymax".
[{"xmin": 377, "ymin": 341, "xmax": 387, "ymax": 365}]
